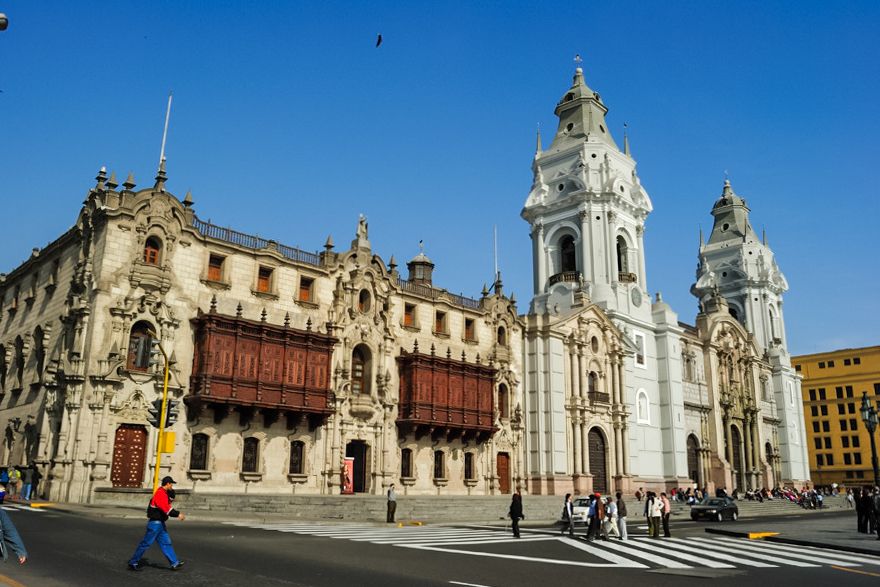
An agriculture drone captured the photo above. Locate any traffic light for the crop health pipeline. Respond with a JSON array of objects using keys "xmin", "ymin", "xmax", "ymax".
[
  {"xmin": 147, "ymin": 398, "xmax": 163, "ymax": 428},
  {"xmin": 149, "ymin": 338, "xmax": 162, "ymax": 368},
  {"xmin": 165, "ymin": 399, "xmax": 180, "ymax": 427}
]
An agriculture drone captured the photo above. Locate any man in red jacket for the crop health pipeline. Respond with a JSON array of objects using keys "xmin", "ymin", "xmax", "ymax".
[{"xmin": 127, "ymin": 476, "xmax": 186, "ymax": 571}]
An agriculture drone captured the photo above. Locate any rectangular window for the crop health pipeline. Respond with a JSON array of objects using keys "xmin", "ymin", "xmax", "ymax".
[
  {"xmin": 846, "ymin": 385, "xmax": 853, "ymax": 398},
  {"xmin": 848, "ymin": 403, "xmax": 855, "ymax": 414},
  {"xmin": 812, "ymin": 422, "xmax": 819, "ymax": 433},
  {"xmin": 298, "ymin": 276, "xmax": 314, "ymax": 302},
  {"xmin": 818, "ymin": 388, "xmax": 826, "ymax": 400},
  {"xmin": 842, "ymin": 436, "xmax": 850, "ymax": 448},
  {"xmin": 844, "ymin": 358, "xmax": 851, "ymax": 366},
  {"xmin": 854, "ymin": 357, "xmax": 861, "ymax": 365},
  {"xmin": 824, "ymin": 437, "xmax": 831, "ymax": 449},
  {"xmin": 822, "ymin": 421, "xmax": 830, "ymax": 432},
  {"xmin": 813, "ymin": 438, "xmax": 821, "ymax": 450},
  {"xmin": 828, "ymin": 360, "xmax": 835, "ymax": 368},
  {"xmin": 810, "ymin": 406, "xmax": 818, "ymax": 417},
  {"xmin": 840, "ymin": 420, "xmax": 847, "ymax": 431},
  {"xmin": 844, "ymin": 453, "xmax": 851, "ymax": 465},
  {"xmin": 289, "ymin": 441, "xmax": 304, "ymax": 475},
  {"xmin": 853, "ymin": 435, "xmax": 860, "ymax": 448},
  {"xmin": 190, "ymin": 434, "xmax": 208, "ymax": 470},
  {"xmin": 433, "ymin": 450, "xmax": 445, "ymax": 479},
  {"xmin": 855, "ymin": 453, "xmax": 862, "ymax": 465},
  {"xmin": 850, "ymin": 418, "xmax": 858, "ymax": 430},
  {"xmin": 808, "ymin": 389, "xmax": 816, "ymax": 401},
  {"xmin": 820, "ymin": 405, "xmax": 828, "ymax": 416},
  {"xmin": 875, "ymin": 383, "xmax": 880, "ymax": 396},
  {"xmin": 835, "ymin": 387, "xmax": 843, "ymax": 399},
  {"xmin": 795, "ymin": 364, "xmax": 802, "ymax": 372},
  {"xmin": 826, "ymin": 454, "xmax": 834, "ymax": 466},
  {"xmin": 400, "ymin": 448, "xmax": 413, "ymax": 478},
  {"xmin": 818, "ymin": 362, "xmax": 825, "ymax": 369},
  {"xmin": 846, "ymin": 471, "xmax": 854, "ymax": 479},
  {"xmin": 816, "ymin": 454, "xmax": 824, "ymax": 466},
  {"xmin": 207, "ymin": 254, "xmax": 225, "ymax": 282},
  {"xmin": 634, "ymin": 332, "xmax": 647, "ymax": 367},
  {"xmin": 257, "ymin": 266, "xmax": 273, "ymax": 293},
  {"xmin": 857, "ymin": 471, "xmax": 865, "ymax": 479},
  {"xmin": 434, "ymin": 311, "xmax": 447, "ymax": 334},
  {"xmin": 403, "ymin": 303, "xmax": 416, "ymax": 328},
  {"xmin": 464, "ymin": 318, "xmax": 475, "ymax": 342},
  {"xmin": 837, "ymin": 404, "xmax": 845, "ymax": 415},
  {"xmin": 242, "ymin": 437, "xmax": 259, "ymax": 473},
  {"xmin": 464, "ymin": 452, "xmax": 475, "ymax": 480}
]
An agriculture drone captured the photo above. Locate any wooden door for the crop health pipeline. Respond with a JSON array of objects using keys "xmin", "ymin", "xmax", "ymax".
[
  {"xmin": 111, "ymin": 424, "xmax": 147, "ymax": 488},
  {"xmin": 496, "ymin": 452, "xmax": 510, "ymax": 494},
  {"xmin": 687, "ymin": 435, "xmax": 701, "ymax": 486},
  {"xmin": 588, "ymin": 428, "xmax": 607, "ymax": 494},
  {"xmin": 731, "ymin": 426, "xmax": 743, "ymax": 491}
]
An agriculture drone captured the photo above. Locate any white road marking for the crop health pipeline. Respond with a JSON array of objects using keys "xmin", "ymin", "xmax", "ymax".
[
  {"xmin": 587, "ymin": 539, "xmax": 692, "ymax": 568},
  {"xmin": 628, "ymin": 538, "xmax": 734, "ymax": 568},
  {"xmin": 662, "ymin": 537, "xmax": 776, "ymax": 567},
  {"xmin": 687, "ymin": 537, "xmax": 818, "ymax": 567},
  {"xmin": 710, "ymin": 536, "xmax": 861, "ymax": 567}
]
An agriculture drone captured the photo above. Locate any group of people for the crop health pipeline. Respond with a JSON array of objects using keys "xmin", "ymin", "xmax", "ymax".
[
  {"xmin": 560, "ymin": 492, "xmax": 629, "ymax": 540},
  {"xmin": 0, "ymin": 464, "xmax": 41, "ymax": 503},
  {"xmin": 851, "ymin": 486, "xmax": 880, "ymax": 539}
]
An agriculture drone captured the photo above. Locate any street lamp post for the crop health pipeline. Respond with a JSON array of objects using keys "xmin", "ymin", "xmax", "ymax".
[
  {"xmin": 148, "ymin": 332, "xmax": 172, "ymax": 493},
  {"xmin": 859, "ymin": 392, "xmax": 880, "ymax": 488}
]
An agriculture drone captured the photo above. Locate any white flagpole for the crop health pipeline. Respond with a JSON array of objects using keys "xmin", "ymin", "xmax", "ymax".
[{"xmin": 159, "ymin": 91, "xmax": 173, "ymax": 166}]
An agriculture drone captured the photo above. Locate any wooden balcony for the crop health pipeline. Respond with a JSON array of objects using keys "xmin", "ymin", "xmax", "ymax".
[
  {"xmin": 396, "ymin": 350, "xmax": 496, "ymax": 443},
  {"xmin": 188, "ymin": 311, "xmax": 337, "ymax": 425}
]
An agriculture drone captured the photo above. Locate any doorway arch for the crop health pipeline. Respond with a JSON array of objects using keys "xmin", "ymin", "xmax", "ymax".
[
  {"xmin": 687, "ymin": 434, "xmax": 701, "ymax": 487},
  {"xmin": 588, "ymin": 428, "xmax": 608, "ymax": 494}
]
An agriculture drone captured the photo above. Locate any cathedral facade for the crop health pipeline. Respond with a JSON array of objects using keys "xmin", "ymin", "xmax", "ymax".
[{"xmin": 0, "ymin": 68, "xmax": 809, "ymax": 504}]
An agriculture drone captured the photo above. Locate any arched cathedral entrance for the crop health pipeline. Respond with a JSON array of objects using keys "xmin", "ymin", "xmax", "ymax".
[
  {"xmin": 345, "ymin": 441, "xmax": 370, "ymax": 493},
  {"xmin": 588, "ymin": 428, "xmax": 608, "ymax": 494},
  {"xmin": 686, "ymin": 435, "xmax": 701, "ymax": 487}
]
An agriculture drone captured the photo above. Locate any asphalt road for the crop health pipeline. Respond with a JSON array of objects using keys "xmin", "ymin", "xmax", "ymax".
[{"xmin": 0, "ymin": 505, "xmax": 877, "ymax": 587}]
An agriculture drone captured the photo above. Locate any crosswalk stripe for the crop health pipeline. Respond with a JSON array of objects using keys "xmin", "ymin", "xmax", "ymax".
[
  {"xmin": 628, "ymin": 538, "xmax": 734, "ymax": 568},
  {"xmin": 587, "ymin": 539, "xmax": 692, "ymax": 568},
  {"xmin": 662, "ymin": 537, "xmax": 776, "ymax": 567},
  {"xmin": 687, "ymin": 537, "xmax": 818, "ymax": 567},
  {"xmin": 0, "ymin": 505, "xmax": 44, "ymax": 513},
  {"xmin": 544, "ymin": 537, "xmax": 648, "ymax": 568},
  {"xmin": 710, "ymin": 537, "xmax": 861, "ymax": 567},
  {"xmin": 712, "ymin": 535, "xmax": 880, "ymax": 566}
]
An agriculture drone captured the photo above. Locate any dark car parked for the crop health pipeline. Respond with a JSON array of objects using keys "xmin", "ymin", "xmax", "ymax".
[{"xmin": 690, "ymin": 497, "xmax": 739, "ymax": 522}]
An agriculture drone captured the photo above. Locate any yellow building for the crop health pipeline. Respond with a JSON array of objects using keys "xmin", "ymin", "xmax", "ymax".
[{"xmin": 793, "ymin": 345, "xmax": 880, "ymax": 486}]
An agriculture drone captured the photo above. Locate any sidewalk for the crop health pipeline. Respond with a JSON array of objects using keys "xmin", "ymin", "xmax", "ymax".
[{"xmin": 706, "ymin": 508, "xmax": 880, "ymax": 556}]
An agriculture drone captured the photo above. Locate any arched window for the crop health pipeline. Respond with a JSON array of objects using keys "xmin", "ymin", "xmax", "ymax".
[
  {"xmin": 242, "ymin": 437, "xmax": 260, "ymax": 473},
  {"xmin": 433, "ymin": 450, "xmax": 445, "ymax": 479},
  {"xmin": 498, "ymin": 383, "xmax": 509, "ymax": 419},
  {"xmin": 616, "ymin": 235, "xmax": 629, "ymax": 274},
  {"xmin": 588, "ymin": 372, "xmax": 599, "ymax": 394},
  {"xmin": 351, "ymin": 345, "xmax": 371, "ymax": 394},
  {"xmin": 143, "ymin": 236, "xmax": 162, "ymax": 266},
  {"xmin": 559, "ymin": 235, "xmax": 577, "ymax": 273},
  {"xmin": 190, "ymin": 433, "xmax": 209, "ymax": 470},
  {"xmin": 497, "ymin": 326, "xmax": 507, "ymax": 346},
  {"xmin": 358, "ymin": 289, "xmax": 371, "ymax": 313},
  {"xmin": 768, "ymin": 306, "xmax": 778, "ymax": 341},
  {"xmin": 127, "ymin": 321, "xmax": 154, "ymax": 372},
  {"xmin": 400, "ymin": 448, "xmax": 413, "ymax": 478},
  {"xmin": 636, "ymin": 389, "xmax": 650, "ymax": 424},
  {"xmin": 289, "ymin": 440, "xmax": 305, "ymax": 475}
]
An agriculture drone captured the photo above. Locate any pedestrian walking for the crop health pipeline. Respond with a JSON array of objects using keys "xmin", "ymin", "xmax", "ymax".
[
  {"xmin": 592, "ymin": 494, "xmax": 606, "ymax": 540},
  {"xmin": 585, "ymin": 494, "xmax": 598, "ymax": 540},
  {"xmin": 845, "ymin": 488, "xmax": 855, "ymax": 509},
  {"xmin": 30, "ymin": 466, "xmax": 41, "ymax": 501},
  {"xmin": 0, "ymin": 509, "xmax": 27, "ymax": 565},
  {"xmin": 660, "ymin": 492, "xmax": 672, "ymax": 537},
  {"xmin": 644, "ymin": 492, "xmax": 654, "ymax": 537},
  {"xmin": 127, "ymin": 476, "xmax": 186, "ymax": 571},
  {"xmin": 635, "ymin": 487, "xmax": 643, "ymax": 502},
  {"xmin": 20, "ymin": 466, "xmax": 34, "ymax": 502},
  {"xmin": 603, "ymin": 497, "xmax": 620, "ymax": 539},
  {"xmin": 873, "ymin": 487, "xmax": 880, "ymax": 541},
  {"xmin": 386, "ymin": 483, "xmax": 397, "ymax": 523},
  {"xmin": 615, "ymin": 491, "xmax": 628, "ymax": 540},
  {"xmin": 5, "ymin": 468, "xmax": 19, "ymax": 499},
  {"xmin": 856, "ymin": 488, "xmax": 867, "ymax": 533},
  {"xmin": 647, "ymin": 492, "xmax": 662, "ymax": 537},
  {"xmin": 508, "ymin": 491, "xmax": 524, "ymax": 538},
  {"xmin": 560, "ymin": 493, "xmax": 574, "ymax": 536}
]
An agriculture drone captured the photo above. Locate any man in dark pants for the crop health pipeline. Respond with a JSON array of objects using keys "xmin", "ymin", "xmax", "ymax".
[
  {"xmin": 128, "ymin": 476, "xmax": 186, "ymax": 571},
  {"xmin": 386, "ymin": 483, "xmax": 397, "ymax": 523},
  {"xmin": 508, "ymin": 491, "xmax": 524, "ymax": 538},
  {"xmin": 560, "ymin": 494, "xmax": 574, "ymax": 536}
]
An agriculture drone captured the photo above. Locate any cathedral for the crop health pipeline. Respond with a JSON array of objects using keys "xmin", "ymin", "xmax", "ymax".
[{"xmin": 0, "ymin": 67, "xmax": 809, "ymax": 504}]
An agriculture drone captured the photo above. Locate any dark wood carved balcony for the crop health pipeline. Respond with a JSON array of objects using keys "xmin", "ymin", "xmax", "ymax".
[
  {"xmin": 396, "ymin": 350, "xmax": 496, "ymax": 443},
  {"xmin": 188, "ymin": 311, "xmax": 337, "ymax": 428},
  {"xmin": 588, "ymin": 391, "xmax": 611, "ymax": 404},
  {"xmin": 548, "ymin": 271, "xmax": 581, "ymax": 286}
]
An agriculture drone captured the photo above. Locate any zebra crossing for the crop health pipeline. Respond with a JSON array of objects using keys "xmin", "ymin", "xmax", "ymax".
[
  {"xmin": 1, "ymin": 504, "xmax": 47, "ymax": 513},
  {"xmin": 222, "ymin": 521, "xmax": 880, "ymax": 571}
]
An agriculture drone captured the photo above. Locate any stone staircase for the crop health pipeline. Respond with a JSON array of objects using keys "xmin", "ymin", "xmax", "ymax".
[{"xmin": 668, "ymin": 494, "xmax": 842, "ymax": 519}]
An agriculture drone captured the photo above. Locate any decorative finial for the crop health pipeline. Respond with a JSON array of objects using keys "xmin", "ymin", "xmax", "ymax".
[
  {"xmin": 418, "ymin": 239, "xmax": 424, "ymax": 254},
  {"xmin": 106, "ymin": 171, "xmax": 118, "ymax": 190},
  {"xmin": 510, "ymin": 292, "xmax": 516, "ymax": 304},
  {"xmin": 762, "ymin": 227, "xmax": 768, "ymax": 246},
  {"xmin": 235, "ymin": 302, "xmax": 243, "ymax": 318},
  {"xmin": 536, "ymin": 123, "xmax": 542, "ymax": 155},
  {"xmin": 655, "ymin": 292, "xmax": 663, "ymax": 303},
  {"xmin": 623, "ymin": 122, "xmax": 631, "ymax": 156},
  {"xmin": 284, "ymin": 312, "xmax": 290, "ymax": 327},
  {"xmin": 122, "ymin": 172, "xmax": 136, "ymax": 191},
  {"xmin": 481, "ymin": 283, "xmax": 489, "ymax": 298},
  {"xmin": 306, "ymin": 317, "xmax": 312, "ymax": 331},
  {"xmin": 183, "ymin": 190, "xmax": 193, "ymax": 207},
  {"xmin": 461, "ymin": 350, "xmax": 467, "ymax": 362},
  {"xmin": 430, "ymin": 343, "xmax": 435, "ymax": 356},
  {"xmin": 389, "ymin": 255, "xmax": 397, "ymax": 271},
  {"xmin": 413, "ymin": 340, "xmax": 419, "ymax": 353},
  {"xmin": 476, "ymin": 352, "xmax": 481, "ymax": 364},
  {"xmin": 260, "ymin": 308, "xmax": 267, "ymax": 322},
  {"xmin": 154, "ymin": 158, "xmax": 167, "ymax": 191},
  {"xmin": 699, "ymin": 227, "xmax": 704, "ymax": 247},
  {"xmin": 574, "ymin": 53, "xmax": 583, "ymax": 69},
  {"xmin": 95, "ymin": 166, "xmax": 107, "ymax": 189},
  {"xmin": 209, "ymin": 294, "xmax": 217, "ymax": 313},
  {"xmin": 325, "ymin": 235, "xmax": 334, "ymax": 251},
  {"xmin": 446, "ymin": 347, "xmax": 452, "ymax": 359}
]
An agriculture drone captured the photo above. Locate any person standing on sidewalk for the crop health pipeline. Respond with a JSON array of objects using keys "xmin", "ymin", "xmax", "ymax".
[
  {"xmin": 615, "ymin": 491, "xmax": 628, "ymax": 540},
  {"xmin": 386, "ymin": 483, "xmax": 397, "ymax": 523},
  {"xmin": 660, "ymin": 492, "xmax": 672, "ymax": 537},
  {"xmin": 560, "ymin": 493, "xmax": 574, "ymax": 536},
  {"xmin": 19, "ymin": 466, "xmax": 34, "ymax": 502},
  {"xmin": 127, "ymin": 476, "xmax": 186, "ymax": 571},
  {"xmin": 873, "ymin": 486, "xmax": 880, "ymax": 540},
  {"xmin": 5, "ymin": 468, "xmax": 19, "ymax": 500},
  {"xmin": 508, "ymin": 491, "xmax": 524, "ymax": 538}
]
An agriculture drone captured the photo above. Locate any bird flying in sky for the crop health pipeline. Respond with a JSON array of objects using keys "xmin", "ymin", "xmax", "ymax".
[{"xmin": 376, "ymin": 34, "xmax": 383, "ymax": 47}]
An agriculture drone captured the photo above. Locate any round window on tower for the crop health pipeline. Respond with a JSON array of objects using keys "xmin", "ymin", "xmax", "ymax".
[
  {"xmin": 557, "ymin": 183, "xmax": 565, "ymax": 192},
  {"xmin": 722, "ymin": 223, "xmax": 730, "ymax": 231},
  {"xmin": 566, "ymin": 123, "xmax": 574, "ymax": 132}
]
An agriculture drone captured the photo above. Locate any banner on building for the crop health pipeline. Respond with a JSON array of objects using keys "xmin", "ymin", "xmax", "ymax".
[{"xmin": 342, "ymin": 457, "xmax": 354, "ymax": 494}]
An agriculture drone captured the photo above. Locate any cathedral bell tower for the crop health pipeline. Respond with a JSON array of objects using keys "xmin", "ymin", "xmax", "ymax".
[{"xmin": 522, "ymin": 67, "xmax": 652, "ymax": 319}]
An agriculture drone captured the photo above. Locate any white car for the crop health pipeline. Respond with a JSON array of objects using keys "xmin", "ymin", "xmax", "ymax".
[{"xmin": 558, "ymin": 497, "xmax": 592, "ymax": 524}]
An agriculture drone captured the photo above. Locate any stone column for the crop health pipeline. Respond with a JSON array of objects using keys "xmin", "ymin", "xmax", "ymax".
[
  {"xmin": 568, "ymin": 348, "xmax": 578, "ymax": 401},
  {"xmin": 581, "ymin": 423, "xmax": 589, "ymax": 474},
  {"xmin": 621, "ymin": 424, "xmax": 630, "ymax": 475},
  {"xmin": 579, "ymin": 209, "xmax": 592, "ymax": 283},
  {"xmin": 613, "ymin": 424, "xmax": 622, "ymax": 477},
  {"xmin": 578, "ymin": 352, "xmax": 587, "ymax": 401},
  {"xmin": 573, "ymin": 420, "xmax": 582, "ymax": 475},
  {"xmin": 725, "ymin": 416, "xmax": 734, "ymax": 467},
  {"xmin": 533, "ymin": 224, "xmax": 546, "ymax": 293},
  {"xmin": 636, "ymin": 224, "xmax": 647, "ymax": 290},
  {"xmin": 743, "ymin": 416, "xmax": 753, "ymax": 474}
]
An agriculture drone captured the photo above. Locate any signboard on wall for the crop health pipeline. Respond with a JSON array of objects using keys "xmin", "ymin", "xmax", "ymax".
[{"xmin": 342, "ymin": 457, "xmax": 354, "ymax": 495}]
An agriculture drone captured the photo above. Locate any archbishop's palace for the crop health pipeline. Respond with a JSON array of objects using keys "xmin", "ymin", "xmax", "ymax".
[{"xmin": 0, "ymin": 68, "xmax": 810, "ymax": 503}]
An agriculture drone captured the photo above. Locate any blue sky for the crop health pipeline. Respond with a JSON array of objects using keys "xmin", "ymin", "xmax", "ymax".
[{"xmin": 1, "ymin": 1, "xmax": 877, "ymax": 355}]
